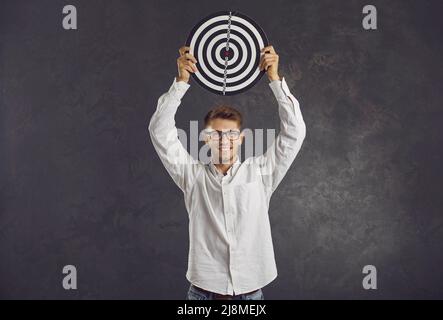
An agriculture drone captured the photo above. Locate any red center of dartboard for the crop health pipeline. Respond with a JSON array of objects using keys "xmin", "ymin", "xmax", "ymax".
[{"xmin": 221, "ymin": 48, "xmax": 233, "ymax": 60}]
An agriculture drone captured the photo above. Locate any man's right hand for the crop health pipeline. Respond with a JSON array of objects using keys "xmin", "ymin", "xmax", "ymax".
[{"xmin": 176, "ymin": 46, "xmax": 198, "ymax": 83}]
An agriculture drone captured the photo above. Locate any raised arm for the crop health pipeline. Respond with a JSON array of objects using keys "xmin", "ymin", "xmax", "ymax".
[
  {"xmin": 253, "ymin": 46, "xmax": 307, "ymax": 194},
  {"xmin": 148, "ymin": 46, "xmax": 202, "ymax": 193}
]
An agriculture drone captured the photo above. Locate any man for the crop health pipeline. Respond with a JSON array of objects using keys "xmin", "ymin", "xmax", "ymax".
[{"xmin": 148, "ymin": 45, "xmax": 306, "ymax": 300}]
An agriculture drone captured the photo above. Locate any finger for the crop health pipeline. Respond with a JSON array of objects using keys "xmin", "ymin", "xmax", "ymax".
[
  {"xmin": 188, "ymin": 62, "xmax": 198, "ymax": 72},
  {"xmin": 262, "ymin": 53, "xmax": 276, "ymax": 59},
  {"xmin": 264, "ymin": 60, "xmax": 276, "ymax": 68},
  {"xmin": 179, "ymin": 46, "xmax": 191, "ymax": 56},
  {"xmin": 184, "ymin": 65, "xmax": 194, "ymax": 73},
  {"xmin": 186, "ymin": 62, "xmax": 198, "ymax": 73},
  {"xmin": 263, "ymin": 61, "xmax": 275, "ymax": 70},
  {"xmin": 178, "ymin": 56, "xmax": 195, "ymax": 66},
  {"xmin": 185, "ymin": 60, "xmax": 197, "ymax": 71},
  {"xmin": 259, "ymin": 55, "xmax": 267, "ymax": 67},
  {"xmin": 259, "ymin": 58, "xmax": 270, "ymax": 70},
  {"xmin": 260, "ymin": 54, "xmax": 277, "ymax": 67},
  {"xmin": 261, "ymin": 45, "xmax": 275, "ymax": 54},
  {"xmin": 259, "ymin": 58, "xmax": 265, "ymax": 71},
  {"xmin": 184, "ymin": 53, "xmax": 197, "ymax": 63},
  {"xmin": 178, "ymin": 55, "xmax": 188, "ymax": 63},
  {"xmin": 259, "ymin": 56, "xmax": 274, "ymax": 70},
  {"xmin": 264, "ymin": 57, "xmax": 277, "ymax": 62}
]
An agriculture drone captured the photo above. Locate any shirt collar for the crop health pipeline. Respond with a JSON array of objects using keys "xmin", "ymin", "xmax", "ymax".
[{"xmin": 209, "ymin": 157, "xmax": 241, "ymax": 177}]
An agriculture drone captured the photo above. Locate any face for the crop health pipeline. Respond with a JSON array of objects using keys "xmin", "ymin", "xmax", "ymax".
[{"xmin": 205, "ymin": 119, "xmax": 243, "ymax": 164}]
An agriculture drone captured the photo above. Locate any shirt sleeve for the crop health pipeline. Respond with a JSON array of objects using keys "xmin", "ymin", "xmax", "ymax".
[
  {"xmin": 148, "ymin": 78, "xmax": 203, "ymax": 193},
  {"xmin": 253, "ymin": 77, "xmax": 307, "ymax": 194}
]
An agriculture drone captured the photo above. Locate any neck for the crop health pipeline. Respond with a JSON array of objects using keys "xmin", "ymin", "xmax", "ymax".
[{"xmin": 213, "ymin": 155, "xmax": 238, "ymax": 175}]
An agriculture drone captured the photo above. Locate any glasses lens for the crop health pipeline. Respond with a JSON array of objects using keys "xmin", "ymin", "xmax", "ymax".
[
  {"xmin": 228, "ymin": 131, "xmax": 240, "ymax": 140},
  {"xmin": 208, "ymin": 131, "xmax": 220, "ymax": 140},
  {"xmin": 207, "ymin": 130, "xmax": 240, "ymax": 140}
]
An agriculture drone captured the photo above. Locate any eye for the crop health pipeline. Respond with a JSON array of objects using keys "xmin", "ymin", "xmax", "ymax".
[
  {"xmin": 207, "ymin": 131, "xmax": 220, "ymax": 139},
  {"xmin": 228, "ymin": 130, "xmax": 240, "ymax": 139}
]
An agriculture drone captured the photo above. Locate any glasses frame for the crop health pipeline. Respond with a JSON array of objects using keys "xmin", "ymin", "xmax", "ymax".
[{"xmin": 205, "ymin": 129, "xmax": 241, "ymax": 141}]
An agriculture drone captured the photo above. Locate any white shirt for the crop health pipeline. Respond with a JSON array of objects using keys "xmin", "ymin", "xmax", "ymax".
[
  {"xmin": 208, "ymin": 157, "xmax": 241, "ymax": 182},
  {"xmin": 148, "ymin": 77, "xmax": 306, "ymax": 295}
]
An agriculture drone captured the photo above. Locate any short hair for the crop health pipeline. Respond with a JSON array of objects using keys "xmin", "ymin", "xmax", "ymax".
[{"xmin": 204, "ymin": 105, "xmax": 243, "ymax": 128}]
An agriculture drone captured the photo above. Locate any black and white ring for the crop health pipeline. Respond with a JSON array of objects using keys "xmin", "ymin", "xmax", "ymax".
[{"xmin": 186, "ymin": 11, "xmax": 268, "ymax": 96}]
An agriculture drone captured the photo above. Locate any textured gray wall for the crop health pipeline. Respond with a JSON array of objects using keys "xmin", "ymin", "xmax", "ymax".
[{"xmin": 1, "ymin": 0, "xmax": 442, "ymax": 299}]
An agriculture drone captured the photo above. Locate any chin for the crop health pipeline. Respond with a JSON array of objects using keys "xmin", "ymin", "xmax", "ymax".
[
  {"xmin": 223, "ymin": 155, "xmax": 235, "ymax": 163},
  {"xmin": 216, "ymin": 154, "xmax": 232, "ymax": 164}
]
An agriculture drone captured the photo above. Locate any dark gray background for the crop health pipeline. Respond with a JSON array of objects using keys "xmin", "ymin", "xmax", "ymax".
[{"xmin": 1, "ymin": 0, "xmax": 442, "ymax": 299}]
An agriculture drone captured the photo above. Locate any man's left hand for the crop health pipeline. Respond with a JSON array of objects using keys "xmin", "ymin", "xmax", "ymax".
[{"xmin": 259, "ymin": 45, "xmax": 280, "ymax": 81}]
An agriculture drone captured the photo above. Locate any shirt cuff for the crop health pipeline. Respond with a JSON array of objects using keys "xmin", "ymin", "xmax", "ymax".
[
  {"xmin": 268, "ymin": 77, "xmax": 291, "ymax": 100},
  {"xmin": 168, "ymin": 77, "xmax": 191, "ymax": 99}
]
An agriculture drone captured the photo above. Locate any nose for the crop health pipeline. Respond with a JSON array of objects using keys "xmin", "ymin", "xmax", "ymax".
[
  {"xmin": 218, "ymin": 139, "xmax": 231, "ymax": 149},
  {"xmin": 218, "ymin": 134, "xmax": 229, "ymax": 143}
]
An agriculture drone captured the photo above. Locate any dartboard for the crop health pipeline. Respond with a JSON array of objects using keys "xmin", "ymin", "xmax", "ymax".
[{"xmin": 186, "ymin": 11, "xmax": 268, "ymax": 96}]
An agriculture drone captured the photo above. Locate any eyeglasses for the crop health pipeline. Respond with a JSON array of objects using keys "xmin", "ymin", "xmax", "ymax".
[{"xmin": 205, "ymin": 129, "xmax": 241, "ymax": 140}]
